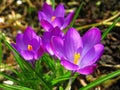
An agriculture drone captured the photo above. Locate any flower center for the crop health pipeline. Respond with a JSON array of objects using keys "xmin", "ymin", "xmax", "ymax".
[
  {"xmin": 51, "ymin": 16, "xmax": 56, "ymax": 22},
  {"xmin": 74, "ymin": 53, "xmax": 80, "ymax": 65},
  {"xmin": 27, "ymin": 45, "xmax": 33, "ymax": 51}
]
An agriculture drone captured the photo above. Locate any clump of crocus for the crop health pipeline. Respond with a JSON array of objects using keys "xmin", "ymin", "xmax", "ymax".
[
  {"xmin": 42, "ymin": 26, "xmax": 64, "ymax": 55},
  {"xmin": 52, "ymin": 27, "xmax": 104, "ymax": 75},
  {"xmin": 38, "ymin": 2, "xmax": 74, "ymax": 31},
  {"xmin": 11, "ymin": 26, "xmax": 44, "ymax": 61}
]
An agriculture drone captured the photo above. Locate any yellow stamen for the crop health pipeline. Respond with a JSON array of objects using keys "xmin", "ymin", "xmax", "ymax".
[
  {"xmin": 51, "ymin": 16, "xmax": 56, "ymax": 21},
  {"xmin": 28, "ymin": 45, "xmax": 33, "ymax": 51},
  {"xmin": 74, "ymin": 53, "xmax": 80, "ymax": 64}
]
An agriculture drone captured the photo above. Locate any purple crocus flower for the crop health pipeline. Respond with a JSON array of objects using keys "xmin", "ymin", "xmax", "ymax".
[
  {"xmin": 11, "ymin": 26, "xmax": 44, "ymax": 61},
  {"xmin": 52, "ymin": 27, "xmax": 104, "ymax": 75},
  {"xmin": 38, "ymin": 2, "xmax": 74, "ymax": 31},
  {"xmin": 42, "ymin": 26, "xmax": 64, "ymax": 55}
]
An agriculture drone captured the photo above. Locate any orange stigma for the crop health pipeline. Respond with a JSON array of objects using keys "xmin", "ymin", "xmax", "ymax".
[
  {"xmin": 51, "ymin": 16, "xmax": 56, "ymax": 21},
  {"xmin": 28, "ymin": 45, "xmax": 33, "ymax": 51},
  {"xmin": 74, "ymin": 53, "xmax": 80, "ymax": 65}
]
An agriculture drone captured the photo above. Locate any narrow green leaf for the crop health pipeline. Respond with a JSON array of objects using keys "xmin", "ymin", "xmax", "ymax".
[
  {"xmin": 59, "ymin": 86, "xmax": 64, "ymax": 90},
  {"xmin": 35, "ymin": 59, "xmax": 42, "ymax": 74},
  {"xmin": 52, "ymin": 0, "xmax": 55, "ymax": 9},
  {"xmin": 0, "ymin": 84, "xmax": 33, "ymax": 90},
  {"xmin": 102, "ymin": 17, "xmax": 120, "ymax": 40},
  {"xmin": 42, "ymin": 54, "xmax": 55, "ymax": 71},
  {"xmin": 0, "ymin": 72, "xmax": 20, "ymax": 84},
  {"xmin": 0, "ymin": 35, "xmax": 2, "ymax": 63},
  {"xmin": 51, "ymin": 71, "xmax": 71, "ymax": 85},
  {"xmin": 69, "ymin": 2, "xmax": 84, "ymax": 27},
  {"xmin": 79, "ymin": 70, "xmax": 120, "ymax": 90}
]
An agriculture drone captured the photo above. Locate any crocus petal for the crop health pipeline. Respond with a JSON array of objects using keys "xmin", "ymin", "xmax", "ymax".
[
  {"xmin": 16, "ymin": 34, "xmax": 26, "ymax": 50},
  {"xmin": 53, "ymin": 4, "xmax": 65, "ymax": 17},
  {"xmin": 42, "ymin": 27, "xmax": 63, "ymax": 55},
  {"xmin": 11, "ymin": 43, "xmax": 21, "ymax": 52},
  {"xmin": 41, "ymin": 19, "xmax": 53, "ymax": 32},
  {"xmin": 20, "ymin": 50, "xmax": 34, "ymax": 60},
  {"xmin": 52, "ymin": 17, "xmax": 64, "ymax": 28},
  {"xmin": 23, "ymin": 26, "xmax": 37, "ymax": 44},
  {"xmin": 52, "ymin": 36, "xmax": 64, "ymax": 59},
  {"xmin": 82, "ymin": 28, "xmax": 101, "ymax": 56},
  {"xmin": 34, "ymin": 46, "xmax": 44, "ymax": 60},
  {"xmin": 61, "ymin": 59, "xmax": 79, "ymax": 70},
  {"xmin": 11, "ymin": 26, "xmax": 44, "ymax": 61},
  {"xmin": 42, "ymin": 32, "xmax": 53, "ymax": 55},
  {"xmin": 80, "ymin": 44, "xmax": 104, "ymax": 68},
  {"xmin": 42, "ymin": 31, "xmax": 52, "ymax": 44},
  {"xmin": 45, "ymin": 43, "xmax": 54, "ymax": 55},
  {"xmin": 29, "ymin": 38, "xmax": 40, "ymax": 51},
  {"xmin": 77, "ymin": 64, "xmax": 97, "ymax": 75},
  {"xmin": 38, "ymin": 11, "xmax": 47, "ymax": 21},
  {"xmin": 64, "ymin": 28, "xmax": 83, "ymax": 61},
  {"xmin": 61, "ymin": 12, "xmax": 74, "ymax": 30},
  {"xmin": 42, "ymin": 2, "xmax": 53, "ymax": 20},
  {"xmin": 51, "ymin": 26, "xmax": 63, "ymax": 37},
  {"xmin": 42, "ymin": 27, "xmax": 63, "ymax": 44}
]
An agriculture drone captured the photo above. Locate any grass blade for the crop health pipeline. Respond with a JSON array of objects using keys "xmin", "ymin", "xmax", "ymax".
[
  {"xmin": 0, "ymin": 35, "xmax": 2, "ymax": 63},
  {"xmin": 52, "ymin": 0, "xmax": 55, "ymax": 9},
  {"xmin": 102, "ymin": 17, "xmax": 120, "ymax": 40},
  {"xmin": 0, "ymin": 84, "xmax": 33, "ymax": 90},
  {"xmin": 0, "ymin": 72, "xmax": 20, "ymax": 84},
  {"xmin": 79, "ymin": 70, "xmax": 120, "ymax": 90},
  {"xmin": 51, "ymin": 71, "xmax": 71, "ymax": 85},
  {"xmin": 69, "ymin": 2, "xmax": 84, "ymax": 27}
]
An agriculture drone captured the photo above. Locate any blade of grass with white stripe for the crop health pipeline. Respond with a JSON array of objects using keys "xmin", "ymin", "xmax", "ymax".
[
  {"xmin": 51, "ymin": 0, "xmax": 55, "ymax": 9},
  {"xmin": 79, "ymin": 70, "xmax": 120, "ymax": 90},
  {"xmin": 0, "ymin": 84, "xmax": 33, "ymax": 90},
  {"xmin": 102, "ymin": 17, "xmax": 120, "ymax": 40},
  {"xmin": 69, "ymin": 2, "xmax": 84, "ymax": 27},
  {"xmin": 0, "ymin": 72, "xmax": 20, "ymax": 84},
  {"xmin": 0, "ymin": 35, "xmax": 2, "ymax": 63}
]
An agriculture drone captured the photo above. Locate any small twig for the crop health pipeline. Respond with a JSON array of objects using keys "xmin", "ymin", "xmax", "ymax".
[
  {"xmin": 0, "ymin": 0, "xmax": 14, "ymax": 13},
  {"xmin": 103, "ymin": 12, "xmax": 120, "ymax": 23},
  {"xmin": 100, "ymin": 62, "xmax": 120, "ymax": 69},
  {"xmin": 26, "ymin": 0, "xmax": 35, "ymax": 8},
  {"xmin": 102, "ymin": 21, "xmax": 120, "ymax": 26},
  {"xmin": 76, "ymin": 12, "xmax": 120, "ymax": 31},
  {"xmin": 79, "ymin": 78, "xmax": 87, "ymax": 86}
]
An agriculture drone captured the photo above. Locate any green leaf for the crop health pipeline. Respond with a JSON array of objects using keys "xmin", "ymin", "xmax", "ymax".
[
  {"xmin": 52, "ymin": 0, "xmax": 55, "ymax": 9},
  {"xmin": 69, "ymin": 2, "xmax": 84, "ymax": 27},
  {"xmin": 102, "ymin": 17, "xmax": 120, "ymax": 40},
  {"xmin": 0, "ymin": 84, "xmax": 33, "ymax": 90},
  {"xmin": 79, "ymin": 70, "xmax": 120, "ymax": 90},
  {"xmin": 42, "ymin": 54, "xmax": 55, "ymax": 71},
  {"xmin": 51, "ymin": 71, "xmax": 71, "ymax": 85},
  {"xmin": 35, "ymin": 58, "xmax": 42, "ymax": 74},
  {"xmin": 59, "ymin": 86, "xmax": 64, "ymax": 90},
  {"xmin": 0, "ymin": 72, "xmax": 20, "ymax": 84},
  {"xmin": 0, "ymin": 35, "xmax": 2, "ymax": 63}
]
